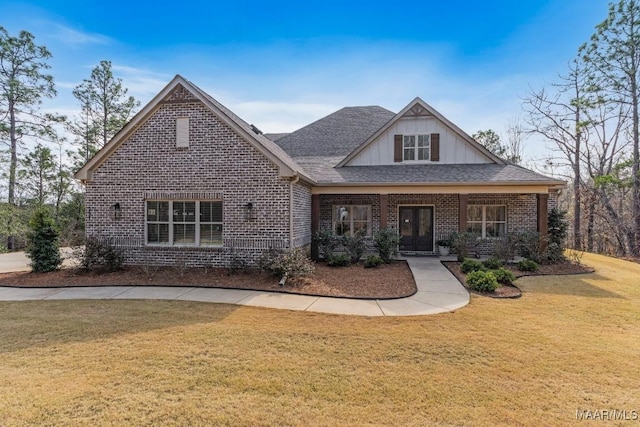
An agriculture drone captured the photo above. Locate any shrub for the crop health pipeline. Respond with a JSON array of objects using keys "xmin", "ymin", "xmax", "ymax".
[
  {"xmin": 513, "ymin": 230, "xmax": 546, "ymax": 264},
  {"xmin": 374, "ymin": 228, "xmax": 400, "ymax": 263},
  {"xmin": 436, "ymin": 234, "xmax": 453, "ymax": 247},
  {"xmin": 73, "ymin": 236, "xmax": 124, "ymax": 272},
  {"xmin": 491, "ymin": 267, "xmax": 516, "ymax": 285},
  {"xmin": 483, "ymin": 257, "xmax": 504, "ymax": 270},
  {"xmin": 343, "ymin": 229, "xmax": 366, "ymax": 264},
  {"xmin": 517, "ymin": 259, "xmax": 539, "ymax": 272},
  {"xmin": 461, "ymin": 258, "xmax": 485, "ymax": 274},
  {"xmin": 257, "ymin": 249, "xmax": 281, "ymax": 272},
  {"xmin": 327, "ymin": 253, "xmax": 351, "ymax": 267},
  {"xmin": 491, "ymin": 235, "xmax": 516, "ymax": 262},
  {"xmin": 313, "ymin": 228, "xmax": 340, "ymax": 260},
  {"xmin": 466, "ymin": 270, "xmax": 499, "ymax": 292},
  {"xmin": 262, "ymin": 248, "xmax": 314, "ymax": 284},
  {"xmin": 451, "ymin": 232, "xmax": 479, "ymax": 262},
  {"xmin": 364, "ymin": 255, "xmax": 384, "ymax": 268},
  {"xmin": 25, "ymin": 209, "xmax": 62, "ymax": 273}
]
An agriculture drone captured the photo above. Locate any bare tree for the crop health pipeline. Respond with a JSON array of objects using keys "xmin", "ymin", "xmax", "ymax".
[{"xmin": 523, "ymin": 58, "xmax": 589, "ymax": 250}]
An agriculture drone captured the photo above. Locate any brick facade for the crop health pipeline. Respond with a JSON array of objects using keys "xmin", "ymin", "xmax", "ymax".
[
  {"xmin": 82, "ymin": 78, "xmax": 563, "ymax": 267},
  {"xmin": 85, "ymin": 87, "xmax": 296, "ymax": 267},
  {"xmin": 318, "ymin": 192, "xmax": 540, "ymax": 255}
]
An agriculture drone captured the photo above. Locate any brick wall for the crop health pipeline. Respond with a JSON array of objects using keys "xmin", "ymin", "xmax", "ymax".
[
  {"xmin": 292, "ymin": 182, "xmax": 312, "ymax": 247},
  {"xmin": 318, "ymin": 192, "xmax": 540, "ymax": 255},
  {"xmin": 85, "ymin": 86, "xmax": 293, "ymax": 267}
]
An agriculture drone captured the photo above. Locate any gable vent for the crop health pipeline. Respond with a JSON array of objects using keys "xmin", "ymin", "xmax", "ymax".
[{"xmin": 176, "ymin": 117, "xmax": 189, "ymax": 148}]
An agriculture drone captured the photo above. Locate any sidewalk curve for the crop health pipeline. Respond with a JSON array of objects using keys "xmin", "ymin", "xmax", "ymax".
[{"xmin": 0, "ymin": 253, "xmax": 469, "ymax": 317}]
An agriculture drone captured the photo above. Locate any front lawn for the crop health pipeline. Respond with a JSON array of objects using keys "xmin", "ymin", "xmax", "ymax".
[{"xmin": 0, "ymin": 252, "xmax": 639, "ymax": 426}]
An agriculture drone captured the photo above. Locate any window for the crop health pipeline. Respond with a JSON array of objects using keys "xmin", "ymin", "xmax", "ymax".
[
  {"xmin": 403, "ymin": 134, "xmax": 430, "ymax": 161},
  {"xmin": 146, "ymin": 200, "xmax": 222, "ymax": 246},
  {"xmin": 332, "ymin": 205, "xmax": 372, "ymax": 236},
  {"xmin": 467, "ymin": 205, "xmax": 506, "ymax": 238}
]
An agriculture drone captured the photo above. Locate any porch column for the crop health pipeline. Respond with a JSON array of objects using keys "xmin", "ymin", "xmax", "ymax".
[
  {"xmin": 311, "ymin": 194, "xmax": 320, "ymax": 260},
  {"xmin": 537, "ymin": 193, "xmax": 549, "ymax": 251},
  {"xmin": 379, "ymin": 194, "xmax": 388, "ymax": 230},
  {"xmin": 458, "ymin": 194, "xmax": 468, "ymax": 232}
]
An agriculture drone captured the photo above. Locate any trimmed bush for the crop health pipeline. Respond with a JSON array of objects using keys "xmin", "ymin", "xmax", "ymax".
[
  {"xmin": 374, "ymin": 228, "xmax": 400, "ymax": 263},
  {"xmin": 451, "ymin": 232, "xmax": 479, "ymax": 262},
  {"xmin": 483, "ymin": 257, "xmax": 504, "ymax": 270},
  {"xmin": 313, "ymin": 228, "xmax": 340, "ymax": 260},
  {"xmin": 343, "ymin": 229, "xmax": 366, "ymax": 264},
  {"xmin": 274, "ymin": 248, "xmax": 315, "ymax": 278},
  {"xmin": 364, "ymin": 255, "xmax": 384, "ymax": 268},
  {"xmin": 491, "ymin": 267, "xmax": 516, "ymax": 285},
  {"xmin": 73, "ymin": 236, "xmax": 123, "ymax": 272},
  {"xmin": 461, "ymin": 258, "xmax": 485, "ymax": 274},
  {"xmin": 327, "ymin": 253, "xmax": 351, "ymax": 267},
  {"xmin": 466, "ymin": 270, "xmax": 499, "ymax": 292},
  {"xmin": 517, "ymin": 259, "xmax": 539, "ymax": 272},
  {"xmin": 25, "ymin": 209, "xmax": 62, "ymax": 273}
]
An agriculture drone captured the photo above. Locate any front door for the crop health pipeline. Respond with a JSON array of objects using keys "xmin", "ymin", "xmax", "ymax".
[{"xmin": 399, "ymin": 206, "xmax": 434, "ymax": 251}]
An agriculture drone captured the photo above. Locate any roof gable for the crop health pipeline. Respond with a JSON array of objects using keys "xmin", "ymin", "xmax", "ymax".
[
  {"xmin": 74, "ymin": 75, "xmax": 310, "ymax": 182},
  {"xmin": 337, "ymin": 97, "xmax": 505, "ymax": 167}
]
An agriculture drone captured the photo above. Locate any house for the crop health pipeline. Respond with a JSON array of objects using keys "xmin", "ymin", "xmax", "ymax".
[{"xmin": 75, "ymin": 75, "xmax": 565, "ymax": 266}]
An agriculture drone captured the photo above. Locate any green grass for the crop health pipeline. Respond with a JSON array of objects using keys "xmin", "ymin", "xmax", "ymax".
[{"xmin": 1, "ymin": 252, "xmax": 639, "ymax": 426}]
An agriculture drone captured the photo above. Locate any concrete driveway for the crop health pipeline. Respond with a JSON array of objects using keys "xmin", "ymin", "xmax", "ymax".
[{"xmin": 0, "ymin": 248, "xmax": 76, "ymax": 273}]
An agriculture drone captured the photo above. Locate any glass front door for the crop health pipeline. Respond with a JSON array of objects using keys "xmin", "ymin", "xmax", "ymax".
[{"xmin": 399, "ymin": 206, "xmax": 434, "ymax": 251}]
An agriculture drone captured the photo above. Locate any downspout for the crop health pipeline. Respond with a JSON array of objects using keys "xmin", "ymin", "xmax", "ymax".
[{"xmin": 289, "ymin": 174, "xmax": 300, "ymax": 249}]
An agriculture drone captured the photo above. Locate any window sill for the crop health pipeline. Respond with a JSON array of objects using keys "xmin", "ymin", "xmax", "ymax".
[{"xmin": 144, "ymin": 244, "xmax": 224, "ymax": 251}]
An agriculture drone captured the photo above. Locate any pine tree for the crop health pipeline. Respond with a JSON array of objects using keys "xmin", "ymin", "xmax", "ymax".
[{"xmin": 25, "ymin": 209, "xmax": 62, "ymax": 273}]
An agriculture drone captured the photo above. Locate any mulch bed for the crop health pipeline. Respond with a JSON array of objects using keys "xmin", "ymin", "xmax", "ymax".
[
  {"xmin": 443, "ymin": 260, "xmax": 595, "ymax": 298},
  {"xmin": 0, "ymin": 260, "xmax": 416, "ymax": 300}
]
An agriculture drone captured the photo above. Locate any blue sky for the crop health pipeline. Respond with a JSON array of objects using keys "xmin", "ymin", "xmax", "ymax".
[{"xmin": 3, "ymin": 0, "xmax": 610, "ymax": 161}]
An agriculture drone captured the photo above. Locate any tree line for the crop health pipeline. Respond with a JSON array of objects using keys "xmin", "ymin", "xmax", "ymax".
[
  {"xmin": 0, "ymin": 26, "xmax": 139, "ymax": 250},
  {"xmin": 472, "ymin": 0, "xmax": 640, "ymax": 259}
]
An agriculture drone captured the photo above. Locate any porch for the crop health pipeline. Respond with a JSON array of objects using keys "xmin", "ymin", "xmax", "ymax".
[{"xmin": 310, "ymin": 191, "xmax": 553, "ymax": 259}]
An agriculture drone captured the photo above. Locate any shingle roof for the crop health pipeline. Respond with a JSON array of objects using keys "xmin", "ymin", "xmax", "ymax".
[
  {"xmin": 264, "ymin": 133, "xmax": 290, "ymax": 142},
  {"xmin": 274, "ymin": 106, "xmax": 395, "ymax": 157},
  {"xmin": 293, "ymin": 157, "xmax": 564, "ymax": 185}
]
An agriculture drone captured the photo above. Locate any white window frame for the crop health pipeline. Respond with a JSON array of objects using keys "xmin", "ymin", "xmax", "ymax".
[
  {"xmin": 145, "ymin": 200, "xmax": 223, "ymax": 247},
  {"xmin": 467, "ymin": 205, "xmax": 507, "ymax": 238},
  {"xmin": 332, "ymin": 205, "xmax": 372, "ymax": 237},
  {"xmin": 403, "ymin": 134, "xmax": 430, "ymax": 162}
]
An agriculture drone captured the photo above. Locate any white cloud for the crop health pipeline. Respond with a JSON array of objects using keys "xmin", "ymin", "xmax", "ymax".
[
  {"xmin": 50, "ymin": 24, "xmax": 112, "ymax": 46},
  {"xmin": 230, "ymin": 101, "xmax": 340, "ymax": 133},
  {"xmin": 110, "ymin": 65, "xmax": 172, "ymax": 99}
]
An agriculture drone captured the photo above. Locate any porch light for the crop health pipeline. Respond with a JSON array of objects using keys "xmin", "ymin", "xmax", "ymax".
[{"xmin": 111, "ymin": 203, "xmax": 122, "ymax": 220}]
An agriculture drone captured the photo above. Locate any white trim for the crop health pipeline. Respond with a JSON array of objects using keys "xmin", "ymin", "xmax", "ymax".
[
  {"xmin": 332, "ymin": 205, "xmax": 372, "ymax": 237},
  {"xmin": 466, "ymin": 204, "xmax": 507, "ymax": 238},
  {"xmin": 402, "ymin": 134, "xmax": 432, "ymax": 162},
  {"xmin": 145, "ymin": 200, "xmax": 223, "ymax": 247}
]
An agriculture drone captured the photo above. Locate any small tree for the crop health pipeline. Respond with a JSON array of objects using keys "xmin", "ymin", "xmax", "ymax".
[
  {"xmin": 25, "ymin": 209, "xmax": 62, "ymax": 273},
  {"xmin": 548, "ymin": 208, "xmax": 569, "ymax": 262}
]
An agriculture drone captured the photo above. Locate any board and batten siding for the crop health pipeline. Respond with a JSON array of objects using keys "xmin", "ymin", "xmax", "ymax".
[{"xmin": 347, "ymin": 117, "xmax": 492, "ymax": 166}]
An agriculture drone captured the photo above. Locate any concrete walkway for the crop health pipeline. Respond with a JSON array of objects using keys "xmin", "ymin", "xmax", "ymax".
[{"xmin": 0, "ymin": 254, "xmax": 469, "ymax": 317}]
